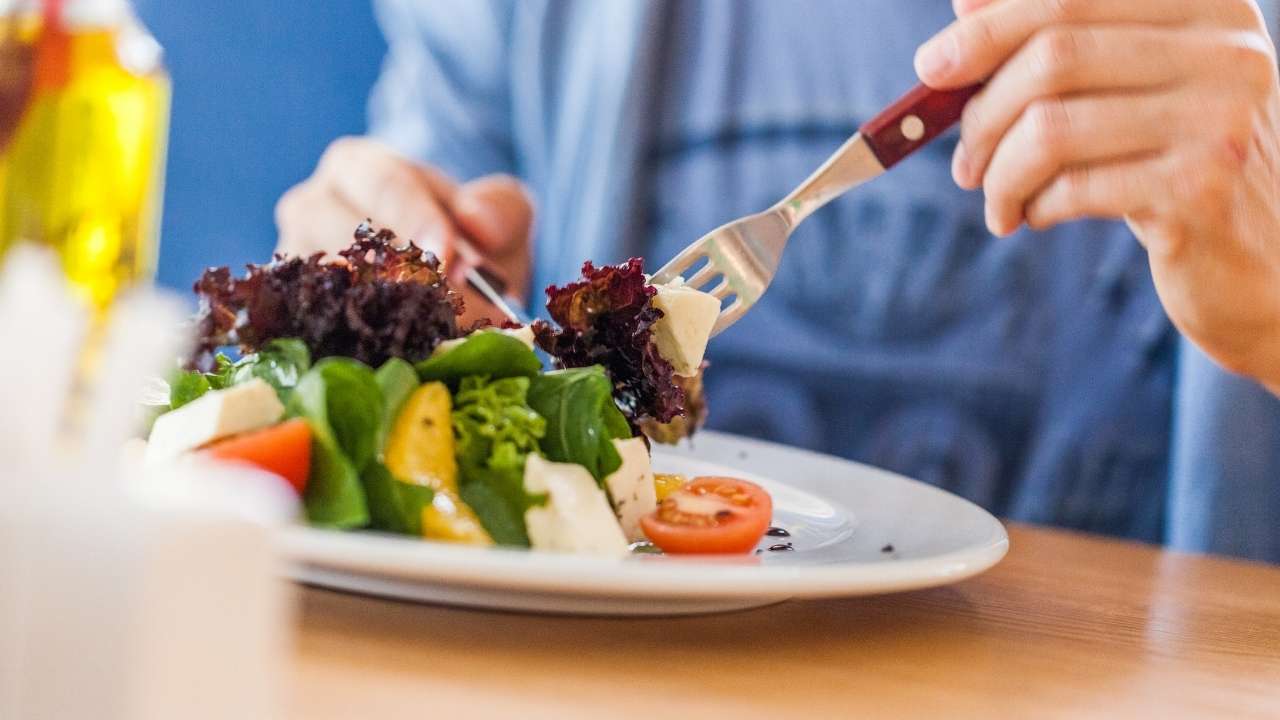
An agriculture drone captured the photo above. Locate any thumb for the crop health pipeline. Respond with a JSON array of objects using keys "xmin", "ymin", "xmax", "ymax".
[{"xmin": 452, "ymin": 174, "xmax": 534, "ymax": 254}]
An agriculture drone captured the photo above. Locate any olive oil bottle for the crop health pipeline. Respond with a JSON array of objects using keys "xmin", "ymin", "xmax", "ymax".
[{"xmin": 0, "ymin": 0, "xmax": 169, "ymax": 310}]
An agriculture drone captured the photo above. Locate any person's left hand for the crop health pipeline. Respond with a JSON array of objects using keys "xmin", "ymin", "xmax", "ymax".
[{"xmin": 916, "ymin": 0, "xmax": 1280, "ymax": 393}]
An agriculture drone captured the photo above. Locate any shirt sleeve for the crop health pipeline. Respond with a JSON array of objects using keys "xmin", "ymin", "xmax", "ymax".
[{"xmin": 366, "ymin": 0, "xmax": 516, "ymax": 181}]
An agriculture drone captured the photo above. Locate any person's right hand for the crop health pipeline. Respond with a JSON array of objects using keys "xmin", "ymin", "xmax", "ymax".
[{"xmin": 275, "ymin": 136, "xmax": 534, "ymax": 323}]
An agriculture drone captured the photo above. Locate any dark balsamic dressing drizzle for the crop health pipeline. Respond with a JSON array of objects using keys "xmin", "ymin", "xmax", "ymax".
[
  {"xmin": 765, "ymin": 526, "xmax": 790, "ymax": 538},
  {"xmin": 767, "ymin": 543, "xmax": 794, "ymax": 552}
]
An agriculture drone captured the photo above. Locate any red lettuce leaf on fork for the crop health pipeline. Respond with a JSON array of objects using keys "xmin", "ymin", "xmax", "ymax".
[
  {"xmin": 189, "ymin": 223, "xmax": 463, "ymax": 371},
  {"xmin": 639, "ymin": 364, "xmax": 708, "ymax": 444},
  {"xmin": 532, "ymin": 258, "xmax": 685, "ymax": 424}
]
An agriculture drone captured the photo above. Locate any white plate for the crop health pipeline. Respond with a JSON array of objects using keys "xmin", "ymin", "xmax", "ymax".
[{"xmin": 283, "ymin": 431, "xmax": 1008, "ymax": 616}]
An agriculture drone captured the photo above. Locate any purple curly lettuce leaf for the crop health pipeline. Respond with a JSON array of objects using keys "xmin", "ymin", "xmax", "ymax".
[
  {"xmin": 532, "ymin": 258, "xmax": 685, "ymax": 424},
  {"xmin": 639, "ymin": 363, "xmax": 708, "ymax": 444},
  {"xmin": 189, "ymin": 222, "xmax": 463, "ymax": 371}
]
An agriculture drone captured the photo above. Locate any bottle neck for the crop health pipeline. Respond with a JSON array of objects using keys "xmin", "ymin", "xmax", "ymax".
[
  {"xmin": 4, "ymin": 0, "xmax": 132, "ymax": 28},
  {"xmin": 60, "ymin": 0, "xmax": 130, "ymax": 28}
]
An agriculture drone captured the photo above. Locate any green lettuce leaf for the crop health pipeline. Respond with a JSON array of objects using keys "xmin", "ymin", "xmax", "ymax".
[
  {"xmin": 415, "ymin": 332, "xmax": 541, "ymax": 388},
  {"xmin": 452, "ymin": 375, "xmax": 546, "ymax": 546},
  {"xmin": 527, "ymin": 367, "xmax": 632, "ymax": 483},
  {"xmin": 288, "ymin": 358, "xmax": 382, "ymax": 528}
]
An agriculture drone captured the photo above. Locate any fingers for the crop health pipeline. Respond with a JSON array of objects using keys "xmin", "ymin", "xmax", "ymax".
[
  {"xmin": 946, "ymin": 14, "xmax": 1278, "ymax": 236},
  {"xmin": 275, "ymin": 182, "xmax": 367, "ymax": 257},
  {"xmin": 452, "ymin": 175, "xmax": 534, "ymax": 254},
  {"xmin": 450, "ymin": 174, "xmax": 535, "ymax": 297},
  {"xmin": 1023, "ymin": 155, "xmax": 1163, "ymax": 233},
  {"xmin": 1020, "ymin": 142, "xmax": 1248, "ymax": 247},
  {"xmin": 980, "ymin": 91, "xmax": 1186, "ymax": 235},
  {"xmin": 276, "ymin": 136, "xmax": 463, "ymax": 259},
  {"xmin": 1022, "ymin": 144, "xmax": 1242, "ymax": 262},
  {"xmin": 317, "ymin": 136, "xmax": 459, "ymax": 258},
  {"xmin": 276, "ymin": 138, "xmax": 536, "ymax": 301},
  {"xmin": 955, "ymin": 26, "xmax": 1203, "ymax": 188},
  {"xmin": 415, "ymin": 162, "xmax": 462, "ymax": 200},
  {"xmin": 914, "ymin": 0, "xmax": 1256, "ymax": 89}
]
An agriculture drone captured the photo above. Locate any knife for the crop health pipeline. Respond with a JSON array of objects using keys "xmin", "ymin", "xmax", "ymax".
[{"xmin": 454, "ymin": 237, "xmax": 532, "ymax": 326}]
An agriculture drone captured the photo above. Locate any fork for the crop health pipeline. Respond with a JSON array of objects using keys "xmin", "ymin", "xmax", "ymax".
[{"xmin": 651, "ymin": 82, "xmax": 982, "ymax": 336}]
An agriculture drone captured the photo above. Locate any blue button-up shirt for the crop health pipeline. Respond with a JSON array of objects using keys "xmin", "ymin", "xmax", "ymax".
[{"xmin": 370, "ymin": 0, "xmax": 1280, "ymax": 562}]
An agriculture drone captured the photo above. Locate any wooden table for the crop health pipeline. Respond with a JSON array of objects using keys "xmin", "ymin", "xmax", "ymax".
[{"xmin": 289, "ymin": 524, "xmax": 1280, "ymax": 719}]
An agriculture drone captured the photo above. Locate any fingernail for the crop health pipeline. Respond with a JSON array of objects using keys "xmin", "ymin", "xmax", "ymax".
[
  {"xmin": 915, "ymin": 34, "xmax": 956, "ymax": 82},
  {"xmin": 952, "ymin": 141, "xmax": 971, "ymax": 186}
]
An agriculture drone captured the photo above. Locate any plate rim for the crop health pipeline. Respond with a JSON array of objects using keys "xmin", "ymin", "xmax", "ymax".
[{"xmin": 282, "ymin": 431, "xmax": 1009, "ymax": 600}]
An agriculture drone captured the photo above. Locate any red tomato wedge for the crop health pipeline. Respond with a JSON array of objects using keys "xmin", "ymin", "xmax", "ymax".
[
  {"xmin": 640, "ymin": 476, "xmax": 773, "ymax": 554},
  {"xmin": 203, "ymin": 418, "xmax": 312, "ymax": 495}
]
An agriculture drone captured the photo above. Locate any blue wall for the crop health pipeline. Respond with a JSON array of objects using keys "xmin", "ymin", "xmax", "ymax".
[{"xmin": 133, "ymin": 2, "xmax": 385, "ymax": 293}]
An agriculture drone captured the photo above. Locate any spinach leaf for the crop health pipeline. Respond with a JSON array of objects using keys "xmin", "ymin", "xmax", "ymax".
[
  {"xmin": 362, "ymin": 462, "xmax": 434, "ymax": 535},
  {"xmin": 208, "ymin": 354, "xmax": 235, "ymax": 389},
  {"xmin": 362, "ymin": 358, "xmax": 433, "ymax": 535},
  {"xmin": 527, "ymin": 367, "xmax": 632, "ymax": 483},
  {"xmin": 288, "ymin": 358, "xmax": 382, "ymax": 528},
  {"xmin": 230, "ymin": 338, "xmax": 311, "ymax": 399},
  {"xmin": 303, "ymin": 431, "xmax": 368, "ymax": 529},
  {"xmin": 415, "ymin": 331, "xmax": 541, "ymax": 388},
  {"xmin": 452, "ymin": 375, "xmax": 546, "ymax": 546},
  {"xmin": 458, "ymin": 479, "xmax": 529, "ymax": 546},
  {"xmin": 167, "ymin": 339, "xmax": 311, "ymax": 411},
  {"xmin": 296, "ymin": 358, "xmax": 382, "ymax": 471},
  {"xmin": 166, "ymin": 353, "xmax": 234, "ymax": 409},
  {"xmin": 374, "ymin": 357, "xmax": 420, "ymax": 448},
  {"xmin": 168, "ymin": 371, "xmax": 212, "ymax": 410}
]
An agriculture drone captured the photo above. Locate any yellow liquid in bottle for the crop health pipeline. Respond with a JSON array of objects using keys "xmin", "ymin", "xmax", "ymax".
[{"xmin": 0, "ymin": 16, "xmax": 169, "ymax": 310}]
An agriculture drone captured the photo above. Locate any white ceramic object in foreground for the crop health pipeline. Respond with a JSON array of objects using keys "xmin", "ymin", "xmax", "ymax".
[
  {"xmin": 0, "ymin": 249, "xmax": 295, "ymax": 719},
  {"xmin": 284, "ymin": 431, "xmax": 1009, "ymax": 616}
]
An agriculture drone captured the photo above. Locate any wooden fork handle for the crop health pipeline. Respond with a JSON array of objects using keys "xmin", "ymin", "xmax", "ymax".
[{"xmin": 859, "ymin": 83, "xmax": 982, "ymax": 170}]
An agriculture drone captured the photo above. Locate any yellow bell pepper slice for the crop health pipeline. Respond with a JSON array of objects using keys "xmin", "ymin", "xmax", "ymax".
[
  {"xmin": 653, "ymin": 473, "xmax": 688, "ymax": 502},
  {"xmin": 385, "ymin": 382, "xmax": 492, "ymax": 545}
]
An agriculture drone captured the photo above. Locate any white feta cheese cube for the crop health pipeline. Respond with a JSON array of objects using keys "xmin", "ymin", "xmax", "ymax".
[
  {"xmin": 650, "ymin": 280, "xmax": 720, "ymax": 376},
  {"xmin": 144, "ymin": 379, "xmax": 284, "ymax": 464},
  {"xmin": 523, "ymin": 454, "xmax": 629, "ymax": 557},
  {"xmin": 603, "ymin": 437, "xmax": 657, "ymax": 542}
]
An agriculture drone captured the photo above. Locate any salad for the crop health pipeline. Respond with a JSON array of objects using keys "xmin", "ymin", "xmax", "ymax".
[{"xmin": 143, "ymin": 224, "xmax": 773, "ymax": 557}]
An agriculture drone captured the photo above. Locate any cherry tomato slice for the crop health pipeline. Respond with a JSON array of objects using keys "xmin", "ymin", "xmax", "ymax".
[
  {"xmin": 203, "ymin": 418, "xmax": 312, "ymax": 495},
  {"xmin": 640, "ymin": 476, "xmax": 772, "ymax": 554}
]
